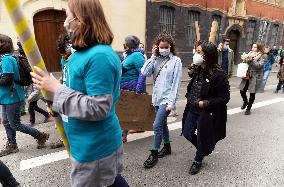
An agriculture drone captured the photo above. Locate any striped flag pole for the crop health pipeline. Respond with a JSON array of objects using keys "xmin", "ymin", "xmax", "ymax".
[{"xmin": 3, "ymin": 0, "xmax": 70, "ymax": 155}]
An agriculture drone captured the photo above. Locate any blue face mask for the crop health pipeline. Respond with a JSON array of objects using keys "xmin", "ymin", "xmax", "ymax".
[{"xmin": 223, "ymin": 45, "xmax": 229, "ymax": 50}]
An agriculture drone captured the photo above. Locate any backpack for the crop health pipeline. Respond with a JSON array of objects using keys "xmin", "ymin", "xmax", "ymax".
[{"xmin": 13, "ymin": 55, "xmax": 33, "ymax": 86}]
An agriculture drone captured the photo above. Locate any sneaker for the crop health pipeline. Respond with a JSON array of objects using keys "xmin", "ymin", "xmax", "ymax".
[
  {"xmin": 0, "ymin": 143, "xmax": 19, "ymax": 157},
  {"xmin": 274, "ymin": 90, "xmax": 279, "ymax": 93},
  {"xmin": 189, "ymin": 161, "xmax": 202, "ymax": 175},
  {"xmin": 158, "ymin": 143, "xmax": 171, "ymax": 158},
  {"xmin": 43, "ymin": 115, "xmax": 52, "ymax": 123},
  {"xmin": 36, "ymin": 132, "xmax": 49, "ymax": 149},
  {"xmin": 143, "ymin": 150, "xmax": 158, "ymax": 168},
  {"xmin": 49, "ymin": 140, "xmax": 64, "ymax": 149}
]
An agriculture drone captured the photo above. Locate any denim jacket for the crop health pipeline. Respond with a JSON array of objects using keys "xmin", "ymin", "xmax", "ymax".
[{"xmin": 141, "ymin": 53, "xmax": 182, "ymax": 109}]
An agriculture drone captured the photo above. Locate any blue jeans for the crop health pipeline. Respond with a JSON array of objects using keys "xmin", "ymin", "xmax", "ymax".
[
  {"xmin": 2, "ymin": 102, "xmax": 41, "ymax": 144},
  {"xmin": 153, "ymin": 105, "xmax": 170, "ymax": 150},
  {"xmin": 263, "ymin": 70, "xmax": 271, "ymax": 88},
  {"xmin": 0, "ymin": 160, "xmax": 19, "ymax": 187},
  {"xmin": 183, "ymin": 111, "xmax": 203, "ymax": 163}
]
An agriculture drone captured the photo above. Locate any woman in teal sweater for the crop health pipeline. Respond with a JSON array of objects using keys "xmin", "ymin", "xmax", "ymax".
[{"xmin": 31, "ymin": 0, "xmax": 129, "ymax": 186}]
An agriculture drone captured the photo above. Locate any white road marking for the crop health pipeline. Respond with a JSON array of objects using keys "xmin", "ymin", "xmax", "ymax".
[
  {"xmin": 20, "ymin": 97, "xmax": 284, "ymax": 170},
  {"xmin": 227, "ymin": 98, "xmax": 284, "ymax": 115},
  {"xmin": 20, "ymin": 150, "xmax": 68, "ymax": 170}
]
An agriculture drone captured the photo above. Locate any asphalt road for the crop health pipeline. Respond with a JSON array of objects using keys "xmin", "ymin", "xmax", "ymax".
[{"xmin": 0, "ymin": 71, "xmax": 283, "ymax": 187}]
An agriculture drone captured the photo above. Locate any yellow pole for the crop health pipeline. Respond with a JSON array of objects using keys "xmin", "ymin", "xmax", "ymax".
[{"xmin": 3, "ymin": 0, "xmax": 70, "ymax": 155}]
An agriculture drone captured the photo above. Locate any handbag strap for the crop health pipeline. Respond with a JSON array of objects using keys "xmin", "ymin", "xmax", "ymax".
[{"xmin": 154, "ymin": 57, "xmax": 170, "ymax": 84}]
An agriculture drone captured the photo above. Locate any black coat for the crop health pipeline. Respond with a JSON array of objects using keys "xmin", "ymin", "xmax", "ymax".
[{"xmin": 182, "ymin": 66, "xmax": 230, "ymax": 156}]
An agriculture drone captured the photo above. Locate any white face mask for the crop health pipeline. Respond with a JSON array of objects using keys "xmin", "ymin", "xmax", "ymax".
[
  {"xmin": 64, "ymin": 17, "xmax": 76, "ymax": 33},
  {"xmin": 159, "ymin": 48, "xmax": 171, "ymax": 56},
  {"xmin": 193, "ymin": 53, "xmax": 204, "ymax": 65}
]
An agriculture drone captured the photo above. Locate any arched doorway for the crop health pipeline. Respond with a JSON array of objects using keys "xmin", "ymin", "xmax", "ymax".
[
  {"xmin": 228, "ymin": 29, "xmax": 241, "ymax": 64},
  {"xmin": 33, "ymin": 10, "xmax": 66, "ymax": 72}
]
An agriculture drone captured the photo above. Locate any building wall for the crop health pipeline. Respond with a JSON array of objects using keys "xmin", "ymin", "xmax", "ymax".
[
  {"xmin": 0, "ymin": 0, "xmax": 146, "ymax": 53},
  {"xmin": 146, "ymin": 0, "xmax": 284, "ymax": 66},
  {"xmin": 0, "ymin": 0, "xmax": 68, "ymax": 47}
]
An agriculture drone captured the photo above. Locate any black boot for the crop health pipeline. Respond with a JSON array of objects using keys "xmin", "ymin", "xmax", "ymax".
[
  {"xmin": 143, "ymin": 150, "xmax": 158, "ymax": 168},
  {"xmin": 241, "ymin": 101, "xmax": 248, "ymax": 110},
  {"xmin": 158, "ymin": 143, "xmax": 171, "ymax": 158},
  {"xmin": 189, "ymin": 161, "xmax": 202, "ymax": 175},
  {"xmin": 245, "ymin": 104, "xmax": 252, "ymax": 115}
]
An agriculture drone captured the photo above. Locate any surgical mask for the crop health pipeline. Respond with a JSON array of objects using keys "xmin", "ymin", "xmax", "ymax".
[
  {"xmin": 223, "ymin": 45, "xmax": 229, "ymax": 50},
  {"xmin": 159, "ymin": 48, "xmax": 170, "ymax": 56},
  {"xmin": 193, "ymin": 53, "xmax": 204, "ymax": 65},
  {"xmin": 64, "ymin": 17, "xmax": 76, "ymax": 33}
]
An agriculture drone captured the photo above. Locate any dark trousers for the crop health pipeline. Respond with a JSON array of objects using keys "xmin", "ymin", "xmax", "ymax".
[
  {"xmin": 28, "ymin": 101, "xmax": 49, "ymax": 124},
  {"xmin": 240, "ymin": 80, "xmax": 256, "ymax": 109},
  {"xmin": 108, "ymin": 175, "xmax": 129, "ymax": 187},
  {"xmin": 276, "ymin": 80, "xmax": 284, "ymax": 91},
  {"xmin": 0, "ymin": 160, "xmax": 19, "ymax": 187},
  {"xmin": 2, "ymin": 102, "xmax": 41, "ymax": 144},
  {"xmin": 183, "ymin": 111, "xmax": 203, "ymax": 163}
]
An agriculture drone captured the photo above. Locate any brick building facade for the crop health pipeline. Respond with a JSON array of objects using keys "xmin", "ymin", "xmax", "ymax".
[{"xmin": 146, "ymin": 0, "xmax": 284, "ymax": 65}]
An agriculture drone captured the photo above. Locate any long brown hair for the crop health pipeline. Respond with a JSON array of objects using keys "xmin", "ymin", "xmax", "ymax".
[
  {"xmin": 154, "ymin": 32, "xmax": 177, "ymax": 56},
  {"xmin": 68, "ymin": 0, "xmax": 113, "ymax": 50},
  {"xmin": 251, "ymin": 42, "xmax": 264, "ymax": 54}
]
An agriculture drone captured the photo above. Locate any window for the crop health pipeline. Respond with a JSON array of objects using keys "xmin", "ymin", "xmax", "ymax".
[
  {"xmin": 159, "ymin": 6, "xmax": 175, "ymax": 35},
  {"xmin": 270, "ymin": 24, "xmax": 279, "ymax": 46},
  {"xmin": 187, "ymin": 11, "xmax": 200, "ymax": 47},
  {"xmin": 246, "ymin": 20, "xmax": 256, "ymax": 50},
  {"xmin": 212, "ymin": 15, "xmax": 222, "ymax": 44},
  {"xmin": 257, "ymin": 20, "xmax": 270, "ymax": 44}
]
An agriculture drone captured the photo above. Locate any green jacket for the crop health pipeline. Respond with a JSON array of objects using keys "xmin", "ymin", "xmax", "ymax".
[{"xmin": 218, "ymin": 48, "xmax": 234, "ymax": 77}]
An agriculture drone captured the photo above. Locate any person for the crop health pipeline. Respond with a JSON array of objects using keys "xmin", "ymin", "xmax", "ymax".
[
  {"xmin": 31, "ymin": 0, "xmax": 129, "ymax": 186},
  {"xmin": 274, "ymin": 62, "xmax": 284, "ymax": 93},
  {"xmin": 262, "ymin": 46, "xmax": 275, "ymax": 89},
  {"xmin": 120, "ymin": 35, "xmax": 145, "ymax": 92},
  {"xmin": 56, "ymin": 33, "xmax": 72, "ymax": 72},
  {"xmin": 0, "ymin": 160, "xmax": 20, "ymax": 187},
  {"xmin": 182, "ymin": 41, "xmax": 230, "ymax": 175},
  {"xmin": 139, "ymin": 42, "xmax": 148, "ymax": 60},
  {"xmin": 239, "ymin": 42, "xmax": 267, "ymax": 115},
  {"xmin": 120, "ymin": 35, "xmax": 146, "ymax": 143},
  {"xmin": 27, "ymin": 85, "xmax": 51, "ymax": 127},
  {"xmin": 0, "ymin": 34, "xmax": 49, "ymax": 157},
  {"xmin": 49, "ymin": 33, "xmax": 73, "ymax": 149},
  {"xmin": 141, "ymin": 32, "xmax": 182, "ymax": 168},
  {"xmin": 16, "ymin": 41, "xmax": 27, "ymax": 116},
  {"xmin": 217, "ymin": 38, "xmax": 234, "ymax": 78}
]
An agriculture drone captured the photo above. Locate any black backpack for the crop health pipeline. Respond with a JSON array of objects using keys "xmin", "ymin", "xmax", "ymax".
[{"xmin": 13, "ymin": 55, "xmax": 33, "ymax": 86}]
